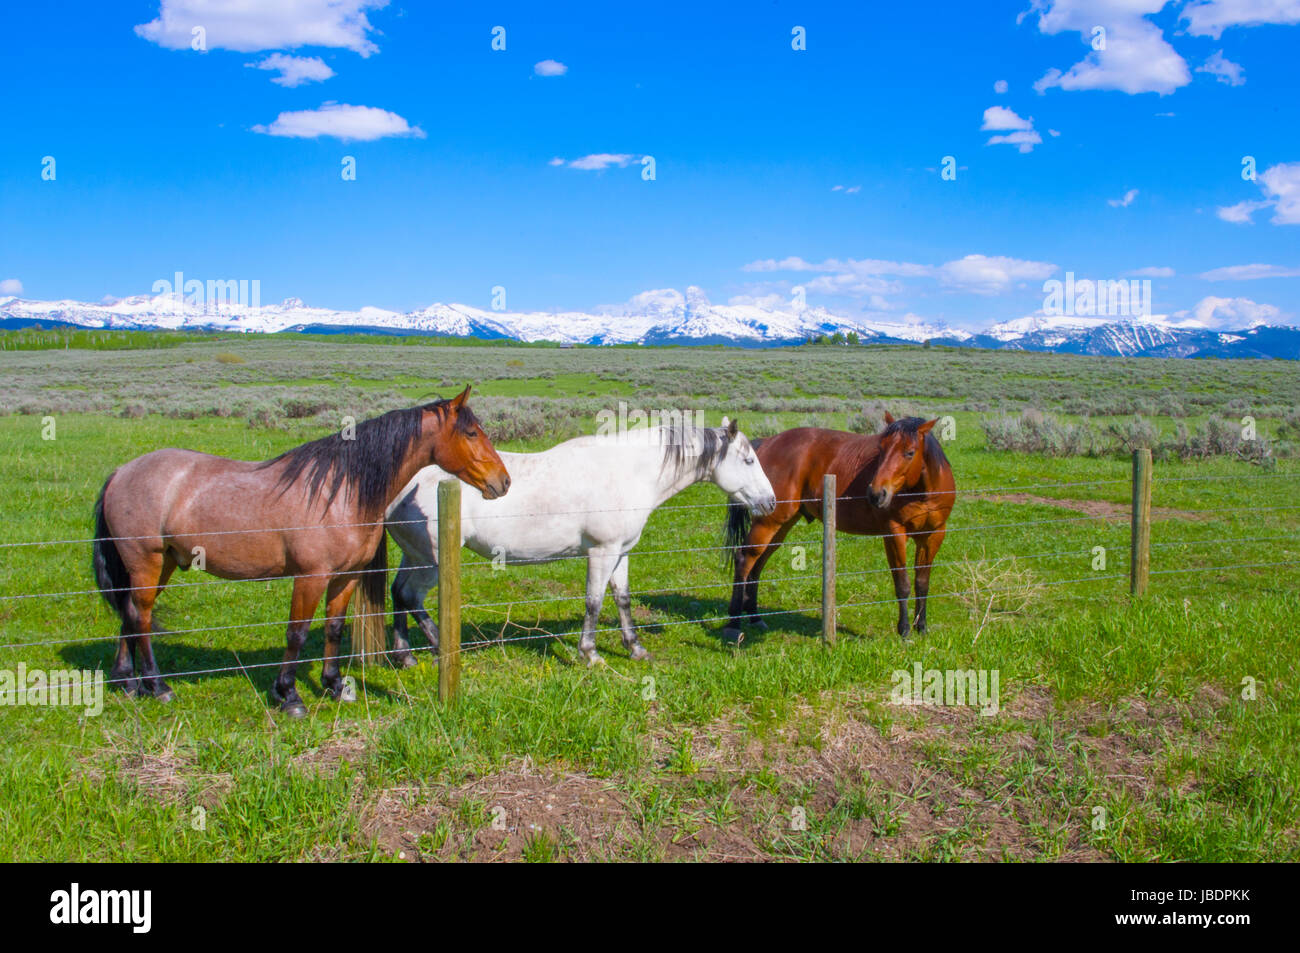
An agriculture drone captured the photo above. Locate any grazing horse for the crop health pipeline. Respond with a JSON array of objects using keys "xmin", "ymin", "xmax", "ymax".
[
  {"xmin": 92, "ymin": 387, "xmax": 510, "ymax": 716},
  {"xmin": 724, "ymin": 414, "xmax": 955, "ymax": 641},
  {"xmin": 386, "ymin": 418, "xmax": 777, "ymax": 665}
]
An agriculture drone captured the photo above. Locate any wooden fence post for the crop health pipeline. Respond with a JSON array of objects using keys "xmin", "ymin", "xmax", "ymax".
[
  {"xmin": 1130, "ymin": 448, "xmax": 1152, "ymax": 597},
  {"xmin": 437, "ymin": 478, "xmax": 462, "ymax": 703},
  {"xmin": 822, "ymin": 473, "xmax": 837, "ymax": 646}
]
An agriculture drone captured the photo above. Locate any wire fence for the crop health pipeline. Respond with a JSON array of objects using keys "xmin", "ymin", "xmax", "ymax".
[{"xmin": 2, "ymin": 465, "xmax": 1298, "ymax": 704}]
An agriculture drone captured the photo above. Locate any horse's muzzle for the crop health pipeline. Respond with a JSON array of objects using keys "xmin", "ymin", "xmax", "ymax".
[
  {"xmin": 750, "ymin": 493, "xmax": 778, "ymax": 517},
  {"xmin": 869, "ymin": 487, "xmax": 893, "ymax": 508},
  {"xmin": 482, "ymin": 473, "xmax": 511, "ymax": 500}
]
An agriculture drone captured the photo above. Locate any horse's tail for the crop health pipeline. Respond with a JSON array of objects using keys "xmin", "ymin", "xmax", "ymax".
[
  {"xmin": 92, "ymin": 472, "xmax": 135, "ymax": 626},
  {"xmin": 351, "ymin": 533, "xmax": 389, "ymax": 663},
  {"xmin": 723, "ymin": 501, "xmax": 752, "ymax": 571}
]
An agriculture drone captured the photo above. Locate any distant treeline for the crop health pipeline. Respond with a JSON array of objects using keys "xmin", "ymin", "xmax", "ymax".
[{"xmin": 0, "ymin": 327, "xmax": 574, "ymax": 352}]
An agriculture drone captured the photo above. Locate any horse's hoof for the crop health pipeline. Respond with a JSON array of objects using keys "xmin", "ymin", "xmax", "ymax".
[
  {"xmin": 628, "ymin": 644, "xmax": 651, "ymax": 662},
  {"xmin": 280, "ymin": 700, "xmax": 308, "ymax": 719},
  {"xmin": 392, "ymin": 652, "xmax": 418, "ymax": 669},
  {"xmin": 111, "ymin": 675, "xmax": 140, "ymax": 697},
  {"xmin": 750, "ymin": 619, "xmax": 769, "ymax": 631},
  {"xmin": 584, "ymin": 653, "xmax": 606, "ymax": 668},
  {"xmin": 152, "ymin": 686, "xmax": 175, "ymax": 704},
  {"xmin": 721, "ymin": 626, "xmax": 744, "ymax": 644}
]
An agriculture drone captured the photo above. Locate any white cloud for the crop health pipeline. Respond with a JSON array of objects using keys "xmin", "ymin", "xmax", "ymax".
[
  {"xmin": 1200, "ymin": 263, "xmax": 1300, "ymax": 280},
  {"xmin": 1185, "ymin": 295, "xmax": 1283, "ymax": 329},
  {"xmin": 1182, "ymin": 0, "xmax": 1300, "ymax": 39},
  {"xmin": 981, "ymin": 105, "xmax": 1033, "ymax": 131},
  {"xmin": 1217, "ymin": 162, "xmax": 1300, "ymax": 224},
  {"xmin": 252, "ymin": 102, "xmax": 424, "ymax": 141},
  {"xmin": 981, "ymin": 106, "xmax": 1042, "ymax": 153},
  {"xmin": 742, "ymin": 256, "xmax": 932, "ymax": 278},
  {"xmin": 1217, "ymin": 199, "xmax": 1270, "ymax": 223},
  {"xmin": 1125, "ymin": 266, "xmax": 1175, "ymax": 277},
  {"xmin": 987, "ymin": 130, "xmax": 1043, "ymax": 153},
  {"xmin": 1048, "ymin": 128, "xmax": 1061, "ymax": 136},
  {"xmin": 1108, "ymin": 188, "xmax": 1139, "ymax": 208},
  {"xmin": 554, "ymin": 153, "xmax": 638, "ymax": 170},
  {"xmin": 0, "ymin": 278, "xmax": 23, "ymax": 296},
  {"xmin": 994, "ymin": 79, "xmax": 1009, "ymax": 93},
  {"xmin": 727, "ymin": 292, "xmax": 789, "ymax": 309},
  {"xmin": 743, "ymin": 254, "xmax": 1057, "ymax": 297},
  {"xmin": 831, "ymin": 184, "xmax": 861, "ymax": 193},
  {"xmin": 804, "ymin": 274, "xmax": 902, "ymax": 297},
  {"xmin": 1262, "ymin": 161, "xmax": 1300, "ymax": 224},
  {"xmin": 248, "ymin": 53, "xmax": 334, "ymax": 87},
  {"xmin": 534, "ymin": 59, "xmax": 568, "ymax": 77},
  {"xmin": 937, "ymin": 254, "xmax": 1058, "ymax": 294},
  {"xmin": 1028, "ymin": 1, "xmax": 1191, "ymax": 95},
  {"xmin": 135, "ymin": 0, "xmax": 387, "ymax": 55},
  {"xmin": 1196, "ymin": 50, "xmax": 1246, "ymax": 85}
]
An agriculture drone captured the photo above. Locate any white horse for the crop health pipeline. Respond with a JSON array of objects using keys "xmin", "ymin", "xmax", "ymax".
[{"xmin": 385, "ymin": 418, "xmax": 777, "ymax": 665}]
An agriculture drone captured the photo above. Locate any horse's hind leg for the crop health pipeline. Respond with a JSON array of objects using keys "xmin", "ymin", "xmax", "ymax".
[
  {"xmin": 109, "ymin": 634, "xmax": 140, "ymax": 696},
  {"xmin": 320, "ymin": 577, "xmax": 359, "ymax": 702},
  {"xmin": 608, "ymin": 555, "xmax": 649, "ymax": 661},
  {"xmin": 392, "ymin": 558, "xmax": 438, "ymax": 661},
  {"xmin": 271, "ymin": 577, "xmax": 327, "ymax": 718},
  {"xmin": 115, "ymin": 549, "xmax": 176, "ymax": 700},
  {"xmin": 745, "ymin": 519, "xmax": 795, "ymax": 628},
  {"xmin": 725, "ymin": 515, "xmax": 795, "ymax": 639}
]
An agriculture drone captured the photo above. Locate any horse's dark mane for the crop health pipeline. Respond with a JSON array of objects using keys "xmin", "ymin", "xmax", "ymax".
[
  {"xmin": 882, "ymin": 416, "xmax": 949, "ymax": 469},
  {"xmin": 262, "ymin": 398, "xmax": 472, "ymax": 514},
  {"xmin": 660, "ymin": 424, "xmax": 731, "ymax": 482}
]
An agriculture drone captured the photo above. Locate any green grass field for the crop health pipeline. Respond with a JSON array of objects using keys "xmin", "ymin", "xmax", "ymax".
[{"xmin": 1, "ymin": 336, "xmax": 1297, "ymax": 861}]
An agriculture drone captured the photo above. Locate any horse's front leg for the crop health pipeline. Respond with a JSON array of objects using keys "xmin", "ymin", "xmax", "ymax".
[
  {"xmin": 320, "ymin": 576, "xmax": 359, "ymax": 702},
  {"xmin": 883, "ymin": 528, "xmax": 911, "ymax": 639},
  {"xmin": 271, "ymin": 577, "xmax": 327, "ymax": 718},
  {"xmin": 608, "ymin": 554, "xmax": 649, "ymax": 661},
  {"xmin": 911, "ymin": 526, "xmax": 946, "ymax": 635},
  {"xmin": 579, "ymin": 551, "xmax": 618, "ymax": 665}
]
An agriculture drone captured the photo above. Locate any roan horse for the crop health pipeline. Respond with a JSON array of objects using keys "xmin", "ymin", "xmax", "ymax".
[
  {"xmin": 386, "ymin": 418, "xmax": 777, "ymax": 665},
  {"xmin": 724, "ymin": 414, "xmax": 955, "ymax": 641},
  {"xmin": 92, "ymin": 387, "xmax": 510, "ymax": 716}
]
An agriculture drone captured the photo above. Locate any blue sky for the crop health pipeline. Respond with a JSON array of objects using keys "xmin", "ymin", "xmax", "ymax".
[{"xmin": 1, "ymin": 0, "xmax": 1298, "ymax": 331}]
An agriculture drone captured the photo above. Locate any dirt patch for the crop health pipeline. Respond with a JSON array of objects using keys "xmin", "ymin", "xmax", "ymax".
[
  {"xmin": 985, "ymin": 493, "xmax": 1210, "ymax": 522},
  {"xmin": 362, "ymin": 685, "xmax": 1224, "ymax": 862},
  {"xmin": 86, "ymin": 745, "xmax": 233, "ymax": 809},
  {"xmin": 292, "ymin": 729, "xmax": 369, "ymax": 776},
  {"xmin": 367, "ymin": 758, "xmax": 635, "ymax": 861}
]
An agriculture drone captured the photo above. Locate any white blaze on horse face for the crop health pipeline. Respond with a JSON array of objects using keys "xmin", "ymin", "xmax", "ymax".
[{"xmin": 713, "ymin": 432, "xmax": 776, "ymax": 514}]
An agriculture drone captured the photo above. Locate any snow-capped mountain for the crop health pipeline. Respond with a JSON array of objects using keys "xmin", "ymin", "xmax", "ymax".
[
  {"xmin": 1, "ymin": 290, "xmax": 1296, "ymax": 358},
  {"xmin": 0, "ymin": 287, "xmax": 962, "ymax": 347}
]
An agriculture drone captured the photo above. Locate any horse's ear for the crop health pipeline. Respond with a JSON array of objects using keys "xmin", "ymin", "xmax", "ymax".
[
  {"xmin": 451, "ymin": 385, "xmax": 472, "ymax": 408},
  {"xmin": 883, "ymin": 411, "xmax": 896, "ymax": 424},
  {"xmin": 727, "ymin": 417, "xmax": 739, "ymax": 437},
  {"xmin": 720, "ymin": 415, "xmax": 730, "ymax": 430},
  {"xmin": 917, "ymin": 418, "xmax": 938, "ymax": 436}
]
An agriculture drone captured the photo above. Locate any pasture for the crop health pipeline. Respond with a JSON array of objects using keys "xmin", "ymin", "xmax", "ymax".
[{"xmin": 1, "ymin": 335, "xmax": 1297, "ymax": 862}]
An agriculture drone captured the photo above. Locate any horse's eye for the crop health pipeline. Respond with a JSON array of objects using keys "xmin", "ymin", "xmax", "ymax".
[
  {"xmin": 904, "ymin": 450, "xmax": 915, "ymax": 459},
  {"xmin": 746, "ymin": 457, "xmax": 756, "ymax": 465}
]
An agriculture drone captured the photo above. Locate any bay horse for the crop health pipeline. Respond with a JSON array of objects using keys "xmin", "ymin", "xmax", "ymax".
[
  {"xmin": 92, "ymin": 386, "xmax": 510, "ymax": 716},
  {"xmin": 386, "ymin": 417, "xmax": 776, "ymax": 665},
  {"xmin": 724, "ymin": 414, "xmax": 954, "ymax": 641}
]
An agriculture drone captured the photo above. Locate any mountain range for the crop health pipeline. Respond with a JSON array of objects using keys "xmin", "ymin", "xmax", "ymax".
[{"xmin": 3, "ymin": 287, "xmax": 1297, "ymax": 359}]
